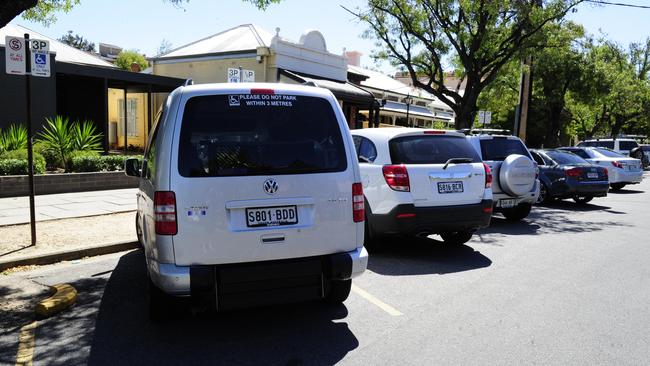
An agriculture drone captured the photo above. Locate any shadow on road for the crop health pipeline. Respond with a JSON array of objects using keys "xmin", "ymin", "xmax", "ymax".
[
  {"xmin": 608, "ymin": 189, "xmax": 644, "ymax": 194},
  {"xmin": 86, "ymin": 250, "xmax": 358, "ymax": 366},
  {"xmin": 366, "ymin": 236, "xmax": 492, "ymax": 276}
]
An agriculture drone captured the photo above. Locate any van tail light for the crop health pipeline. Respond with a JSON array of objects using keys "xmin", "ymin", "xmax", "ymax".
[
  {"xmin": 611, "ymin": 161, "xmax": 623, "ymax": 169},
  {"xmin": 565, "ymin": 167, "xmax": 582, "ymax": 178},
  {"xmin": 383, "ymin": 165, "xmax": 410, "ymax": 192},
  {"xmin": 483, "ymin": 163, "xmax": 492, "ymax": 188},
  {"xmin": 154, "ymin": 191, "xmax": 177, "ymax": 235},
  {"xmin": 352, "ymin": 183, "xmax": 364, "ymax": 223},
  {"xmin": 423, "ymin": 130, "xmax": 446, "ymax": 134}
]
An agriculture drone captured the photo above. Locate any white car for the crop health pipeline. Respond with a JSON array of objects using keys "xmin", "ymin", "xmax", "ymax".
[
  {"xmin": 559, "ymin": 147, "xmax": 643, "ymax": 191},
  {"xmin": 351, "ymin": 128, "xmax": 493, "ymax": 246},
  {"xmin": 577, "ymin": 138, "xmax": 639, "ymax": 156},
  {"xmin": 125, "ymin": 83, "xmax": 368, "ymax": 318}
]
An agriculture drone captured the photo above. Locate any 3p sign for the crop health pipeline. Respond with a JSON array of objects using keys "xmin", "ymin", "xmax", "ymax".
[{"xmin": 30, "ymin": 39, "xmax": 50, "ymax": 77}]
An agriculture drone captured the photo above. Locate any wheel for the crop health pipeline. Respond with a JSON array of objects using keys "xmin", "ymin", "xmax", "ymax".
[
  {"xmin": 573, "ymin": 196, "xmax": 593, "ymax": 204},
  {"xmin": 610, "ymin": 183, "xmax": 626, "ymax": 191},
  {"xmin": 501, "ymin": 203, "xmax": 532, "ymax": 221},
  {"xmin": 536, "ymin": 183, "xmax": 552, "ymax": 204},
  {"xmin": 148, "ymin": 278, "xmax": 171, "ymax": 321},
  {"xmin": 440, "ymin": 230, "xmax": 474, "ymax": 245},
  {"xmin": 324, "ymin": 279, "xmax": 352, "ymax": 304},
  {"xmin": 135, "ymin": 213, "xmax": 144, "ymax": 248}
]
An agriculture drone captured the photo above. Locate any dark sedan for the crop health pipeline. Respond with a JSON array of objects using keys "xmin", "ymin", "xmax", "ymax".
[{"xmin": 530, "ymin": 149, "xmax": 609, "ymax": 204}]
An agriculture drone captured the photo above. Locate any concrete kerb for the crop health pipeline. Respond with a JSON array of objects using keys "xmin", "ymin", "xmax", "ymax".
[
  {"xmin": 0, "ymin": 240, "xmax": 139, "ymax": 272},
  {"xmin": 35, "ymin": 284, "xmax": 78, "ymax": 318}
]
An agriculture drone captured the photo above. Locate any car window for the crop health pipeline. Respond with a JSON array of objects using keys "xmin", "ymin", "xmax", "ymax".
[
  {"xmin": 561, "ymin": 148, "xmax": 592, "ymax": 159},
  {"xmin": 177, "ymin": 94, "xmax": 347, "ymax": 177},
  {"xmin": 642, "ymin": 146, "xmax": 650, "ymax": 152},
  {"xmin": 577, "ymin": 141, "xmax": 587, "ymax": 147},
  {"xmin": 619, "ymin": 141, "xmax": 638, "ymax": 150},
  {"xmin": 545, "ymin": 150, "xmax": 589, "ymax": 165},
  {"xmin": 389, "ymin": 135, "xmax": 480, "ymax": 164},
  {"xmin": 593, "ymin": 148, "xmax": 625, "ymax": 158},
  {"xmin": 358, "ymin": 137, "xmax": 377, "ymax": 163},
  {"xmin": 143, "ymin": 102, "xmax": 166, "ymax": 181},
  {"xmin": 530, "ymin": 151, "xmax": 545, "ymax": 166},
  {"xmin": 479, "ymin": 138, "xmax": 530, "ymax": 161}
]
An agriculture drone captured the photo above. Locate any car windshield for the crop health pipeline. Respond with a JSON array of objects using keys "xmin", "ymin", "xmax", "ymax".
[
  {"xmin": 389, "ymin": 135, "xmax": 480, "ymax": 164},
  {"xmin": 177, "ymin": 94, "xmax": 347, "ymax": 177},
  {"xmin": 545, "ymin": 150, "xmax": 589, "ymax": 165},
  {"xmin": 479, "ymin": 138, "xmax": 530, "ymax": 160},
  {"xmin": 593, "ymin": 148, "xmax": 625, "ymax": 158}
]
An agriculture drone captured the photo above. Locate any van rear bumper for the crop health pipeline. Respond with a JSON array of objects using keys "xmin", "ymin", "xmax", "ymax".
[{"xmin": 148, "ymin": 247, "xmax": 368, "ymax": 305}]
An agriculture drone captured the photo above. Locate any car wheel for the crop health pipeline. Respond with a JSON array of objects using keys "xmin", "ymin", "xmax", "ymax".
[
  {"xmin": 610, "ymin": 183, "xmax": 626, "ymax": 191},
  {"xmin": 501, "ymin": 203, "xmax": 532, "ymax": 221},
  {"xmin": 148, "ymin": 278, "xmax": 171, "ymax": 321},
  {"xmin": 573, "ymin": 196, "xmax": 593, "ymax": 204},
  {"xmin": 135, "ymin": 213, "xmax": 144, "ymax": 248},
  {"xmin": 440, "ymin": 230, "xmax": 474, "ymax": 245},
  {"xmin": 536, "ymin": 183, "xmax": 552, "ymax": 204},
  {"xmin": 324, "ymin": 279, "xmax": 352, "ymax": 304}
]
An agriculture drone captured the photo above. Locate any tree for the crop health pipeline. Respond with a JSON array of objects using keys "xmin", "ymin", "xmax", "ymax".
[
  {"xmin": 59, "ymin": 30, "xmax": 95, "ymax": 52},
  {"xmin": 1, "ymin": 0, "xmax": 281, "ymax": 28},
  {"xmin": 353, "ymin": 0, "xmax": 583, "ymax": 129},
  {"xmin": 115, "ymin": 50, "xmax": 148, "ymax": 72},
  {"xmin": 157, "ymin": 39, "xmax": 173, "ymax": 56}
]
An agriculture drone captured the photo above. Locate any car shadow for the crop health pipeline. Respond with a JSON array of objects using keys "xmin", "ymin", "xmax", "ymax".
[
  {"xmin": 366, "ymin": 236, "xmax": 492, "ymax": 276},
  {"xmin": 85, "ymin": 250, "xmax": 359, "ymax": 366},
  {"xmin": 609, "ymin": 189, "xmax": 644, "ymax": 194},
  {"xmin": 538, "ymin": 200, "xmax": 612, "ymax": 212}
]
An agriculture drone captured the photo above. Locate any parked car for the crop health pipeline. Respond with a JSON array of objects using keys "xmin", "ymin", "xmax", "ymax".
[
  {"xmin": 558, "ymin": 147, "xmax": 644, "ymax": 191},
  {"xmin": 577, "ymin": 138, "xmax": 639, "ymax": 156},
  {"xmin": 529, "ymin": 149, "xmax": 609, "ymax": 204},
  {"xmin": 631, "ymin": 145, "xmax": 650, "ymax": 168},
  {"xmin": 125, "ymin": 83, "xmax": 368, "ymax": 318},
  {"xmin": 464, "ymin": 132, "xmax": 540, "ymax": 221},
  {"xmin": 350, "ymin": 128, "xmax": 492, "ymax": 245}
]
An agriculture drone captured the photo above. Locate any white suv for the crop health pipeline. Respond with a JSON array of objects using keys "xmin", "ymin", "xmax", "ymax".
[
  {"xmin": 577, "ymin": 138, "xmax": 639, "ymax": 156},
  {"xmin": 465, "ymin": 133, "xmax": 539, "ymax": 221},
  {"xmin": 125, "ymin": 83, "xmax": 368, "ymax": 318},
  {"xmin": 351, "ymin": 128, "xmax": 493, "ymax": 246}
]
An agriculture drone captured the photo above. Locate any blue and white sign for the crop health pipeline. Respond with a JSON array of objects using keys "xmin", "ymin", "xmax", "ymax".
[{"xmin": 30, "ymin": 38, "xmax": 50, "ymax": 77}]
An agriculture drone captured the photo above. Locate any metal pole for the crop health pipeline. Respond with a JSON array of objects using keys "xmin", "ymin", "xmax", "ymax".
[
  {"xmin": 24, "ymin": 33, "xmax": 36, "ymax": 246},
  {"xmin": 123, "ymin": 87, "xmax": 128, "ymax": 156}
]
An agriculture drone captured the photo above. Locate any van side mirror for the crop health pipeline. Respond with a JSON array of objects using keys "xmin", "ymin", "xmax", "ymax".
[{"xmin": 125, "ymin": 158, "xmax": 141, "ymax": 177}]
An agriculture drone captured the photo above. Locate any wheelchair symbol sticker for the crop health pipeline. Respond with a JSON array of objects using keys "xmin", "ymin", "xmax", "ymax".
[{"xmin": 34, "ymin": 53, "xmax": 47, "ymax": 65}]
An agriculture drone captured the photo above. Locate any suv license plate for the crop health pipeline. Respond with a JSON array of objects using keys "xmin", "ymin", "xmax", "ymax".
[
  {"xmin": 587, "ymin": 172, "xmax": 598, "ymax": 178},
  {"xmin": 438, "ymin": 181, "xmax": 464, "ymax": 194},
  {"xmin": 246, "ymin": 206, "xmax": 298, "ymax": 228},
  {"xmin": 499, "ymin": 199, "xmax": 516, "ymax": 208}
]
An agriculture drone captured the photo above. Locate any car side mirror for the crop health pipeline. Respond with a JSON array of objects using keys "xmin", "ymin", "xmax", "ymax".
[{"xmin": 125, "ymin": 158, "xmax": 141, "ymax": 177}]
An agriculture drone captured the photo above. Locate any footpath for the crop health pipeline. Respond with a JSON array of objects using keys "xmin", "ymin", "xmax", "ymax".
[{"xmin": 0, "ymin": 189, "xmax": 139, "ymax": 271}]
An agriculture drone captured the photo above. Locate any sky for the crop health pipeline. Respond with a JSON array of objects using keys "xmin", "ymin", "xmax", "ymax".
[{"xmin": 9, "ymin": 0, "xmax": 650, "ymax": 75}]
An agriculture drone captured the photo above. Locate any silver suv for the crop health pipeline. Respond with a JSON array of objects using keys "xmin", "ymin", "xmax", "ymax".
[{"xmin": 465, "ymin": 132, "xmax": 539, "ymax": 221}]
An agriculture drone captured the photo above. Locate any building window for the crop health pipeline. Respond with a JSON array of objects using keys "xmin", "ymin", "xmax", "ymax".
[{"xmin": 118, "ymin": 98, "xmax": 138, "ymax": 137}]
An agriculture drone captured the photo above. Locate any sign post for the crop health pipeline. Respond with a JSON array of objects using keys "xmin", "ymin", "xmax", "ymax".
[{"xmin": 24, "ymin": 34, "xmax": 37, "ymax": 246}]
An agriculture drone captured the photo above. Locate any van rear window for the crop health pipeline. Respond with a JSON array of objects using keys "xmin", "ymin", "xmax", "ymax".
[{"xmin": 177, "ymin": 94, "xmax": 347, "ymax": 177}]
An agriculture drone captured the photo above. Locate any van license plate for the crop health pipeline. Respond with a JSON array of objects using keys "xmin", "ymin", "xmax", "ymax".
[
  {"xmin": 499, "ymin": 199, "xmax": 516, "ymax": 208},
  {"xmin": 438, "ymin": 181, "xmax": 464, "ymax": 194},
  {"xmin": 246, "ymin": 206, "xmax": 298, "ymax": 228}
]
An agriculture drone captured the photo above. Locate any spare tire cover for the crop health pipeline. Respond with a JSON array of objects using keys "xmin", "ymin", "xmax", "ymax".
[{"xmin": 499, "ymin": 154, "xmax": 536, "ymax": 196}]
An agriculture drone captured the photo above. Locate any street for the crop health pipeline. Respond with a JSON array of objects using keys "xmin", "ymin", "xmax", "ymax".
[{"xmin": 1, "ymin": 174, "xmax": 649, "ymax": 366}]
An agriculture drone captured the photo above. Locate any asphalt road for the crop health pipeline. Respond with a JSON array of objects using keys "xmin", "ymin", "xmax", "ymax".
[{"xmin": 2, "ymin": 173, "xmax": 649, "ymax": 366}]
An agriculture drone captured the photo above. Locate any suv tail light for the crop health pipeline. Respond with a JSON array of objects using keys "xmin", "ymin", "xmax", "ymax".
[
  {"xmin": 483, "ymin": 163, "xmax": 492, "ymax": 188},
  {"xmin": 604, "ymin": 168, "xmax": 608, "ymax": 177},
  {"xmin": 382, "ymin": 165, "xmax": 410, "ymax": 192},
  {"xmin": 352, "ymin": 183, "xmax": 364, "ymax": 223},
  {"xmin": 565, "ymin": 167, "xmax": 582, "ymax": 178},
  {"xmin": 154, "ymin": 191, "xmax": 177, "ymax": 235},
  {"xmin": 251, "ymin": 88, "xmax": 275, "ymax": 95},
  {"xmin": 611, "ymin": 161, "xmax": 623, "ymax": 169}
]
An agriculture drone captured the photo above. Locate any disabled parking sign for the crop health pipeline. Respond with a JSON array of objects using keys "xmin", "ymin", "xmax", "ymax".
[{"xmin": 30, "ymin": 39, "xmax": 50, "ymax": 77}]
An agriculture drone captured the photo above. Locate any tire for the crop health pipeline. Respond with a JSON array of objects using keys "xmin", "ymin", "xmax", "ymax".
[
  {"xmin": 610, "ymin": 183, "xmax": 626, "ymax": 191},
  {"xmin": 148, "ymin": 278, "xmax": 171, "ymax": 321},
  {"xmin": 440, "ymin": 230, "xmax": 474, "ymax": 245},
  {"xmin": 135, "ymin": 213, "xmax": 144, "ymax": 248},
  {"xmin": 501, "ymin": 203, "xmax": 532, "ymax": 221},
  {"xmin": 573, "ymin": 196, "xmax": 593, "ymax": 204},
  {"xmin": 536, "ymin": 183, "xmax": 552, "ymax": 204},
  {"xmin": 324, "ymin": 279, "xmax": 352, "ymax": 304}
]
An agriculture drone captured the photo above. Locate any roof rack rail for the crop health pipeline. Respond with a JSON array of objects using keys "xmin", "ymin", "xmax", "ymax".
[
  {"xmin": 184, "ymin": 78, "xmax": 194, "ymax": 86},
  {"xmin": 457, "ymin": 128, "xmax": 512, "ymax": 136}
]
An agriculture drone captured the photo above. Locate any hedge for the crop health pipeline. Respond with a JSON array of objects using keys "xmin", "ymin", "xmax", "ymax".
[
  {"xmin": 70, "ymin": 154, "xmax": 141, "ymax": 173},
  {"xmin": 0, "ymin": 150, "xmax": 46, "ymax": 175}
]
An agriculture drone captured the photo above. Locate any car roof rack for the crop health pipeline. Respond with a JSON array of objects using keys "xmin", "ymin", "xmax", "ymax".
[{"xmin": 458, "ymin": 128, "xmax": 512, "ymax": 136}]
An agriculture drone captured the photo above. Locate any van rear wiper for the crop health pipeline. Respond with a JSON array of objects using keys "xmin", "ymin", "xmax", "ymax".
[{"xmin": 443, "ymin": 158, "xmax": 473, "ymax": 170}]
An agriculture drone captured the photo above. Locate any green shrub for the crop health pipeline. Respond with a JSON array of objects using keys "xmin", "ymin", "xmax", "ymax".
[
  {"xmin": 34, "ymin": 143, "xmax": 61, "ymax": 169},
  {"xmin": 36, "ymin": 116, "xmax": 103, "ymax": 171},
  {"xmin": 0, "ymin": 124, "xmax": 28, "ymax": 153},
  {"xmin": 0, "ymin": 149, "xmax": 46, "ymax": 175},
  {"xmin": 69, "ymin": 153, "xmax": 103, "ymax": 172}
]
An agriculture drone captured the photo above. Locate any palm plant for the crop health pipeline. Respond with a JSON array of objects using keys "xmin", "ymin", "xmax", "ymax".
[
  {"xmin": 71, "ymin": 120, "xmax": 103, "ymax": 151},
  {"xmin": 37, "ymin": 116, "xmax": 74, "ymax": 170},
  {"xmin": 0, "ymin": 124, "xmax": 28, "ymax": 153}
]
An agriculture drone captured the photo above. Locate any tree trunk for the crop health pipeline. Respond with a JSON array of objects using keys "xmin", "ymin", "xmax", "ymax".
[
  {"xmin": 454, "ymin": 92, "xmax": 479, "ymax": 130},
  {"xmin": 0, "ymin": 0, "xmax": 37, "ymax": 28},
  {"xmin": 544, "ymin": 104, "xmax": 564, "ymax": 147}
]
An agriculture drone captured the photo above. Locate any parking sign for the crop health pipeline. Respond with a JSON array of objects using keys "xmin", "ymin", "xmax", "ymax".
[
  {"xmin": 5, "ymin": 36, "xmax": 26, "ymax": 75},
  {"xmin": 30, "ymin": 39, "xmax": 50, "ymax": 77}
]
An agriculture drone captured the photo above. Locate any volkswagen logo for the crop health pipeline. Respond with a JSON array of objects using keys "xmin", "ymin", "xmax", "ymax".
[{"xmin": 263, "ymin": 178, "xmax": 279, "ymax": 195}]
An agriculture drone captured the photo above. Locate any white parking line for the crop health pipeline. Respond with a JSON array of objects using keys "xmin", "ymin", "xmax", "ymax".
[{"xmin": 351, "ymin": 284, "xmax": 403, "ymax": 316}]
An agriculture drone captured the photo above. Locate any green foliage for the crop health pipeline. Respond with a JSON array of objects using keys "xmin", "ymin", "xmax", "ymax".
[
  {"xmin": 114, "ymin": 51, "xmax": 149, "ymax": 71},
  {"xmin": 34, "ymin": 142, "xmax": 62, "ymax": 169},
  {"xmin": 20, "ymin": 0, "xmax": 81, "ymax": 26},
  {"xmin": 36, "ymin": 116, "xmax": 103, "ymax": 171},
  {"xmin": 58, "ymin": 30, "xmax": 95, "ymax": 52},
  {"xmin": 69, "ymin": 152, "xmax": 102, "ymax": 173},
  {"xmin": 0, "ymin": 149, "xmax": 46, "ymax": 175},
  {"xmin": 0, "ymin": 124, "xmax": 28, "ymax": 153},
  {"xmin": 71, "ymin": 120, "xmax": 103, "ymax": 151}
]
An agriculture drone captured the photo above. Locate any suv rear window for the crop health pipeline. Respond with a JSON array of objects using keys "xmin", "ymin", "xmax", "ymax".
[
  {"xmin": 389, "ymin": 135, "xmax": 480, "ymax": 164},
  {"xmin": 479, "ymin": 138, "xmax": 530, "ymax": 161},
  {"xmin": 178, "ymin": 94, "xmax": 347, "ymax": 177},
  {"xmin": 619, "ymin": 140, "xmax": 639, "ymax": 150}
]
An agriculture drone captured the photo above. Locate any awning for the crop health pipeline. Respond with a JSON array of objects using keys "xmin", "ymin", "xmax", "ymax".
[
  {"xmin": 280, "ymin": 70, "xmax": 375, "ymax": 106},
  {"xmin": 382, "ymin": 101, "xmax": 437, "ymax": 119}
]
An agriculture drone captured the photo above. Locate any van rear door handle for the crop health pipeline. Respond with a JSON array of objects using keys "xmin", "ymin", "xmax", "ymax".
[{"xmin": 261, "ymin": 234, "xmax": 285, "ymax": 244}]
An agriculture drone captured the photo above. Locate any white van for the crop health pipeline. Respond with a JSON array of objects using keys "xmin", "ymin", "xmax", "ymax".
[{"xmin": 125, "ymin": 83, "xmax": 368, "ymax": 318}]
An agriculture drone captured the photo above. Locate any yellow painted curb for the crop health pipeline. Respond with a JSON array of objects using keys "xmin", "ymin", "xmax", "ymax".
[{"xmin": 35, "ymin": 284, "xmax": 77, "ymax": 318}]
